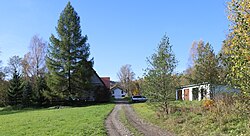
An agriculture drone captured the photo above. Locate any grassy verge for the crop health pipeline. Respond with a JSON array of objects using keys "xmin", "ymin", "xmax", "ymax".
[
  {"xmin": 0, "ymin": 104, "xmax": 114, "ymax": 136},
  {"xmin": 132, "ymin": 99, "xmax": 250, "ymax": 136},
  {"xmin": 131, "ymin": 103, "xmax": 169, "ymax": 131},
  {"xmin": 119, "ymin": 107, "xmax": 142, "ymax": 136}
]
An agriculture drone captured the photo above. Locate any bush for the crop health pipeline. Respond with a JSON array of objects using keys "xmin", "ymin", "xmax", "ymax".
[
  {"xmin": 133, "ymin": 94, "xmax": 250, "ymax": 135},
  {"xmin": 202, "ymin": 99, "xmax": 214, "ymax": 109}
]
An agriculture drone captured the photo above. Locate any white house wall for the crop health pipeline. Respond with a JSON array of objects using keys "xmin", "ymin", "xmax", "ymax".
[
  {"xmin": 176, "ymin": 83, "xmax": 240, "ymax": 101},
  {"xmin": 198, "ymin": 84, "xmax": 210, "ymax": 101},
  {"xmin": 112, "ymin": 88, "xmax": 126, "ymax": 99},
  {"xmin": 176, "ymin": 84, "xmax": 211, "ymax": 101}
]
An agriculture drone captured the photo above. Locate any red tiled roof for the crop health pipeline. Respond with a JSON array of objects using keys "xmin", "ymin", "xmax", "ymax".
[{"xmin": 101, "ymin": 77, "xmax": 110, "ymax": 89}]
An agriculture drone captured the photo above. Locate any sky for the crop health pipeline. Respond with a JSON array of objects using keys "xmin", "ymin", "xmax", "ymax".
[{"xmin": 0, "ymin": 0, "xmax": 230, "ymax": 81}]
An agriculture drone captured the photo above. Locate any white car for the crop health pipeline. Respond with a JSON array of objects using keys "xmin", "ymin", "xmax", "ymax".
[{"xmin": 131, "ymin": 95, "xmax": 147, "ymax": 102}]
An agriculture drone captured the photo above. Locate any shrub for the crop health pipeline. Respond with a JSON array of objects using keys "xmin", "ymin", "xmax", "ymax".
[{"xmin": 202, "ymin": 99, "xmax": 214, "ymax": 109}]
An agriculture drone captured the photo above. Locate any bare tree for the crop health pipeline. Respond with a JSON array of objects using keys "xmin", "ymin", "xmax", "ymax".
[
  {"xmin": 7, "ymin": 55, "xmax": 22, "ymax": 74},
  {"xmin": 117, "ymin": 64, "xmax": 135, "ymax": 96},
  {"xmin": 22, "ymin": 52, "xmax": 32, "ymax": 79},
  {"xmin": 22, "ymin": 35, "xmax": 47, "ymax": 78}
]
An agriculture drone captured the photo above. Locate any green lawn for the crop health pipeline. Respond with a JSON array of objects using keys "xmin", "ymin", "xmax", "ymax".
[{"xmin": 0, "ymin": 104, "xmax": 114, "ymax": 136}]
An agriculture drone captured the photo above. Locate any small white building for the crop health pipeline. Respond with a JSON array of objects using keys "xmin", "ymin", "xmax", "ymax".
[
  {"xmin": 111, "ymin": 87, "xmax": 126, "ymax": 99},
  {"xmin": 176, "ymin": 83, "xmax": 239, "ymax": 101}
]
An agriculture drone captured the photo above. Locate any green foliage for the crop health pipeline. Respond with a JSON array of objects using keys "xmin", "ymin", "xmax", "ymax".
[
  {"xmin": 0, "ymin": 104, "xmax": 115, "ymax": 135},
  {"xmin": 224, "ymin": 0, "xmax": 250, "ymax": 95},
  {"xmin": 46, "ymin": 2, "xmax": 93, "ymax": 99},
  {"xmin": 132, "ymin": 95, "xmax": 250, "ymax": 136},
  {"xmin": 189, "ymin": 41, "xmax": 219, "ymax": 84},
  {"xmin": 22, "ymin": 81, "xmax": 33, "ymax": 107},
  {"xmin": 0, "ymin": 57, "xmax": 8, "ymax": 106},
  {"xmin": 8, "ymin": 71, "xmax": 24, "ymax": 106},
  {"xmin": 142, "ymin": 34, "xmax": 178, "ymax": 113},
  {"xmin": 32, "ymin": 76, "xmax": 48, "ymax": 106},
  {"xmin": 0, "ymin": 80, "xmax": 8, "ymax": 106}
]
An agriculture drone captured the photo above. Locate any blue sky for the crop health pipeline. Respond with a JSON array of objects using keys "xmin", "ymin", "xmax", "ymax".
[{"xmin": 0, "ymin": 0, "xmax": 230, "ymax": 81}]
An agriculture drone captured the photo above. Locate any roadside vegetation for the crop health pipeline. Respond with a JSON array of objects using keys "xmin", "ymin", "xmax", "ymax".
[
  {"xmin": 132, "ymin": 96, "xmax": 250, "ymax": 136},
  {"xmin": 0, "ymin": 104, "xmax": 114, "ymax": 136},
  {"xmin": 136, "ymin": 0, "xmax": 249, "ymax": 135}
]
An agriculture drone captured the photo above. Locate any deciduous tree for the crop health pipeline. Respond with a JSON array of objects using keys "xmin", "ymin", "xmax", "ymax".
[
  {"xmin": 22, "ymin": 35, "xmax": 47, "ymax": 78},
  {"xmin": 6, "ymin": 56, "xmax": 22, "ymax": 75},
  {"xmin": 189, "ymin": 41, "xmax": 219, "ymax": 84},
  {"xmin": 22, "ymin": 35, "xmax": 48, "ymax": 106},
  {"xmin": 117, "ymin": 64, "xmax": 135, "ymax": 96},
  {"xmin": 225, "ymin": 0, "xmax": 250, "ymax": 95}
]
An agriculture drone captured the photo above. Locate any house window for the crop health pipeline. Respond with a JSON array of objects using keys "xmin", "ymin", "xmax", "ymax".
[{"xmin": 177, "ymin": 90, "xmax": 182, "ymax": 100}]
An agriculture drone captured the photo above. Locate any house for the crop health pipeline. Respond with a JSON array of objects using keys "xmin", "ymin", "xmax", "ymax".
[
  {"xmin": 101, "ymin": 77, "xmax": 110, "ymax": 89},
  {"xmin": 111, "ymin": 86, "xmax": 126, "ymax": 99},
  {"xmin": 87, "ymin": 70, "xmax": 111, "ymax": 102},
  {"xmin": 110, "ymin": 80, "xmax": 118, "ymax": 88},
  {"xmin": 176, "ymin": 83, "xmax": 239, "ymax": 101}
]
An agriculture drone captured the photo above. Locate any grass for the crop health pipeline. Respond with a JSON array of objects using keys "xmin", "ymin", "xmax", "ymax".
[
  {"xmin": 132, "ymin": 99, "xmax": 250, "ymax": 136},
  {"xmin": 131, "ymin": 103, "xmax": 169, "ymax": 131},
  {"xmin": 119, "ymin": 107, "xmax": 142, "ymax": 136},
  {"xmin": 0, "ymin": 104, "xmax": 114, "ymax": 136}
]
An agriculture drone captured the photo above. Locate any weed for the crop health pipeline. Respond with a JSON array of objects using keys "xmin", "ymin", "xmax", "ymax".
[{"xmin": 132, "ymin": 94, "xmax": 250, "ymax": 136}]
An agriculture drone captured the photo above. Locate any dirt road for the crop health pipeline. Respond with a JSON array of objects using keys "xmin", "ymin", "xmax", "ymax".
[
  {"xmin": 105, "ymin": 103, "xmax": 131, "ymax": 136},
  {"xmin": 105, "ymin": 101, "xmax": 173, "ymax": 136}
]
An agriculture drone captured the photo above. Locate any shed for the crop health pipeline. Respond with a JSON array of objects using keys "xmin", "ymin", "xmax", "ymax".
[{"xmin": 176, "ymin": 83, "xmax": 239, "ymax": 101}]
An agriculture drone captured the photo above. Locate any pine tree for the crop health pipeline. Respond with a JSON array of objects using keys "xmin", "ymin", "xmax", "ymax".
[
  {"xmin": 33, "ymin": 76, "xmax": 47, "ymax": 106},
  {"xmin": 142, "ymin": 35, "xmax": 178, "ymax": 114},
  {"xmin": 8, "ymin": 71, "xmax": 24, "ymax": 106},
  {"xmin": 46, "ymin": 2, "xmax": 93, "ymax": 99},
  {"xmin": 22, "ymin": 81, "xmax": 33, "ymax": 107}
]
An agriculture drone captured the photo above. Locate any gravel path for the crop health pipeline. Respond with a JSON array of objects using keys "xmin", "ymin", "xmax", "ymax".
[
  {"xmin": 105, "ymin": 103, "xmax": 131, "ymax": 136},
  {"xmin": 105, "ymin": 100, "xmax": 174, "ymax": 136}
]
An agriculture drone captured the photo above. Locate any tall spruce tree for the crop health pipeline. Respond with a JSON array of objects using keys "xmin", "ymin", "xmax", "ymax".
[
  {"xmin": 142, "ymin": 35, "xmax": 178, "ymax": 114},
  {"xmin": 22, "ymin": 80, "xmax": 33, "ymax": 107},
  {"xmin": 8, "ymin": 70, "xmax": 24, "ymax": 106},
  {"xmin": 46, "ymin": 2, "xmax": 93, "ymax": 99}
]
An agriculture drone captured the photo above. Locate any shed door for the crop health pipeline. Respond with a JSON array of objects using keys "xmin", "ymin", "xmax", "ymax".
[
  {"xmin": 178, "ymin": 90, "xmax": 182, "ymax": 100},
  {"xmin": 184, "ymin": 89, "xmax": 189, "ymax": 100}
]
